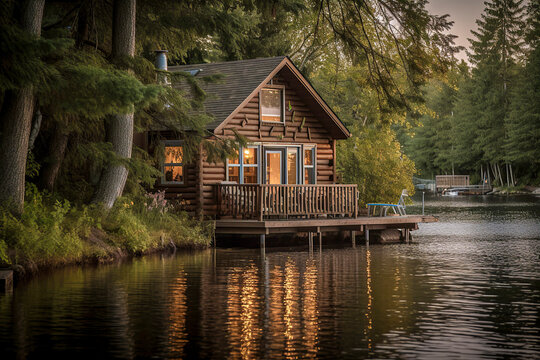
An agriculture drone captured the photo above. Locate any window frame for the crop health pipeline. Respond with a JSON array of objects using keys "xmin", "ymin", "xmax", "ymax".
[
  {"xmin": 161, "ymin": 140, "xmax": 185, "ymax": 185},
  {"xmin": 286, "ymin": 146, "xmax": 302, "ymax": 185},
  {"xmin": 226, "ymin": 145, "xmax": 260, "ymax": 184},
  {"xmin": 259, "ymin": 85, "xmax": 285, "ymax": 124},
  {"xmin": 303, "ymin": 145, "xmax": 316, "ymax": 184}
]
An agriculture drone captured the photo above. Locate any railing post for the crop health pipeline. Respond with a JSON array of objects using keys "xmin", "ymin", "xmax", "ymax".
[
  {"xmin": 285, "ymin": 186, "xmax": 289, "ymax": 219},
  {"xmin": 216, "ymin": 185, "xmax": 222, "ymax": 218},
  {"xmin": 258, "ymin": 185, "xmax": 264, "ymax": 221},
  {"xmin": 354, "ymin": 186, "xmax": 358, "ymax": 218}
]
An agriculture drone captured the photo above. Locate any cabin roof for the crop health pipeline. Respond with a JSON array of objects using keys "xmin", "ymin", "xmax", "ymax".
[{"xmin": 169, "ymin": 56, "xmax": 350, "ymax": 139}]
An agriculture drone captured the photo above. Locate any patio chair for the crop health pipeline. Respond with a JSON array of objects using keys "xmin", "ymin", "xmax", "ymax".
[{"xmin": 367, "ymin": 189, "xmax": 408, "ymax": 217}]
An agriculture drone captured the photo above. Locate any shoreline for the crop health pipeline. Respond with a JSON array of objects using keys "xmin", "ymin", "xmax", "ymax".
[{"xmin": 0, "ymin": 228, "xmax": 211, "ymax": 287}]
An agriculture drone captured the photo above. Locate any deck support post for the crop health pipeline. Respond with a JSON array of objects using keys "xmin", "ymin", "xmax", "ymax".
[
  {"xmin": 0, "ymin": 270, "xmax": 13, "ymax": 293},
  {"xmin": 318, "ymin": 232, "xmax": 322, "ymax": 250},
  {"xmin": 405, "ymin": 228, "xmax": 410, "ymax": 244},
  {"xmin": 365, "ymin": 227, "xmax": 370, "ymax": 246},
  {"xmin": 308, "ymin": 232, "xmax": 313, "ymax": 253},
  {"xmin": 351, "ymin": 230, "xmax": 356, "ymax": 248},
  {"xmin": 259, "ymin": 234, "xmax": 266, "ymax": 252}
]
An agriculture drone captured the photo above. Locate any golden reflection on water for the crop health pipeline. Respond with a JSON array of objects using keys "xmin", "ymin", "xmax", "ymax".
[
  {"xmin": 269, "ymin": 264, "xmax": 286, "ymax": 356},
  {"xmin": 226, "ymin": 265, "xmax": 261, "ymax": 360},
  {"xmin": 302, "ymin": 258, "xmax": 319, "ymax": 358},
  {"xmin": 283, "ymin": 259, "xmax": 300, "ymax": 359},
  {"xmin": 214, "ymin": 256, "xmax": 321, "ymax": 359},
  {"xmin": 364, "ymin": 249, "xmax": 373, "ymax": 351},
  {"xmin": 168, "ymin": 269, "xmax": 187, "ymax": 359},
  {"xmin": 268, "ymin": 257, "xmax": 319, "ymax": 359}
]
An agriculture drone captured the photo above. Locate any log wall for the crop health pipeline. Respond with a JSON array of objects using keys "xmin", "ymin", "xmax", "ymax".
[
  {"xmin": 154, "ymin": 70, "xmax": 338, "ymax": 217},
  {"xmin": 201, "ymin": 72, "xmax": 336, "ymax": 217}
]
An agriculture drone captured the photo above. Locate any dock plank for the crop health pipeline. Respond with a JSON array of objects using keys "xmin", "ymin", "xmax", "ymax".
[{"xmin": 214, "ymin": 215, "xmax": 437, "ymax": 235}]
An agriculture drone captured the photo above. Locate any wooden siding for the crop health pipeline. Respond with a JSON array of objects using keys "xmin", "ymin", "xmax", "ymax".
[
  {"xmin": 201, "ymin": 71, "xmax": 336, "ymax": 217},
  {"xmin": 157, "ymin": 162, "xmax": 198, "ymax": 214},
  {"xmin": 151, "ymin": 70, "xmax": 339, "ymax": 217}
]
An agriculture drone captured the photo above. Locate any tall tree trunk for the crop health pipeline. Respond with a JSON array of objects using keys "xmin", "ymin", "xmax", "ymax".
[
  {"xmin": 509, "ymin": 163, "xmax": 515, "ymax": 186},
  {"xmin": 506, "ymin": 163, "xmax": 510, "ymax": 187},
  {"xmin": 28, "ymin": 105, "xmax": 42, "ymax": 149},
  {"xmin": 490, "ymin": 163, "xmax": 496, "ymax": 185},
  {"xmin": 0, "ymin": 0, "xmax": 45, "ymax": 215},
  {"xmin": 39, "ymin": 125, "xmax": 69, "ymax": 192},
  {"xmin": 481, "ymin": 165, "xmax": 487, "ymax": 190},
  {"xmin": 92, "ymin": 0, "xmax": 136, "ymax": 209},
  {"xmin": 496, "ymin": 163, "xmax": 504, "ymax": 187}
]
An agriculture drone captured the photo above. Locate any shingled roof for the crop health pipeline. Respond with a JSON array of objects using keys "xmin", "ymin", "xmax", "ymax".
[{"xmin": 169, "ymin": 56, "xmax": 350, "ymax": 139}]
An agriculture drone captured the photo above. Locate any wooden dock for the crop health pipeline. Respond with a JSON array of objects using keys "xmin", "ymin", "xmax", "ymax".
[{"xmin": 215, "ymin": 215, "xmax": 438, "ymax": 246}]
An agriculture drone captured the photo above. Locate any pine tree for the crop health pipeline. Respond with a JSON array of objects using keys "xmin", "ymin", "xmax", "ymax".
[
  {"xmin": 0, "ymin": 0, "xmax": 45, "ymax": 215},
  {"xmin": 460, "ymin": 0, "xmax": 527, "ymax": 185},
  {"xmin": 504, "ymin": 1, "xmax": 540, "ymax": 184},
  {"xmin": 92, "ymin": 0, "xmax": 137, "ymax": 209}
]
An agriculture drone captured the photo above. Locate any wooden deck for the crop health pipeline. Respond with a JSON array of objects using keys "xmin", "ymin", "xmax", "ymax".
[{"xmin": 214, "ymin": 215, "xmax": 438, "ymax": 235}]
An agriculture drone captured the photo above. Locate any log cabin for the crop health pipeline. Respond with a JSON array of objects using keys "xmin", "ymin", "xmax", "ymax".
[{"xmin": 135, "ymin": 54, "xmax": 437, "ymax": 242}]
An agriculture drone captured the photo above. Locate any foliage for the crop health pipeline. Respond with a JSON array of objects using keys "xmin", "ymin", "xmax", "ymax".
[
  {"xmin": 504, "ymin": 45, "xmax": 540, "ymax": 183},
  {"xmin": 312, "ymin": 46, "xmax": 417, "ymax": 203},
  {"xmin": 0, "ymin": 187, "xmax": 212, "ymax": 267},
  {"xmin": 400, "ymin": 0, "xmax": 538, "ymax": 186},
  {"xmin": 0, "ymin": 185, "xmax": 84, "ymax": 266},
  {"xmin": 290, "ymin": 0, "xmax": 462, "ymax": 113},
  {"xmin": 338, "ymin": 126, "xmax": 415, "ymax": 206}
]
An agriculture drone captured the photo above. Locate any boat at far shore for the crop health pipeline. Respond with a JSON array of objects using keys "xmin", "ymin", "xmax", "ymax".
[{"xmin": 442, "ymin": 189, "xmax": 460, "ymax": 196}]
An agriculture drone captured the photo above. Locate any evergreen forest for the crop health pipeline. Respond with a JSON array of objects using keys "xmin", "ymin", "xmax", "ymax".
[
  {"xmin": 400, "ymin": 0, "xmax": 539, "ymax": 186},
  {"xmin": 0, "ymin": 0, "xmax": 538, "ymax": 268}
]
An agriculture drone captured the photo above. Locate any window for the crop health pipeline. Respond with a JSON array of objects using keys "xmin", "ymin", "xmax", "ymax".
[
  {"xmin": 163, "ymin": 142, "xmax": 184, "ymax": 184},
  {"xmin": 227, "ymin": 147, "xmax": 259, "ymax": 184},
  {"xmin": 287, "ymin": 148, "xmax": 299, "ymax": 184},
  {"xmin": 304, "ymin": 147, "xmax": 315, "ymax": 184},
  {"xmin": 260, "ymin": 88, "xmax": 284, "ymax": 122}
]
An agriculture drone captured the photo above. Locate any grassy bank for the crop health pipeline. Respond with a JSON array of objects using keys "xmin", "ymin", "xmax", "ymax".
[
  {"xmin": 0, "ymin": 186, "xmax": 213, "ymax": 277},
  {"xmin": 490, "ymin": 185, "xmax": 540, "ymax": 195}
]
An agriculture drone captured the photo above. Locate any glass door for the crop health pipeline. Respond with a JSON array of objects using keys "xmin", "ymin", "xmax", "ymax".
[
  {"xmin": 287, "ymin": 147, "xmax": 300, "ymax": 184},
  {"xmin": 264, "ymin": 146, "xmax": 302, "ymax": 184},
  {"xmin": 265, "ymin": 149, "xmax": 285, "ymax": 184}
]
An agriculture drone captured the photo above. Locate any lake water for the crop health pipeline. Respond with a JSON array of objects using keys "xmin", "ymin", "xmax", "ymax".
[{"xmin": 1, "ymin": 194, "xmax": 539, "ymax": 359}]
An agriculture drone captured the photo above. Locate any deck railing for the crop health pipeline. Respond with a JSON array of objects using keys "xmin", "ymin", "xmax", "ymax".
[{"xmin": 215, "ymin": 184, "xmax": 358, "ymax": 220}]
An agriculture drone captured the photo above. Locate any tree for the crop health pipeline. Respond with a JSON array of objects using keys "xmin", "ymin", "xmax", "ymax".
[
  {"xmin": 399, "ymin": 64, "xmax": 467, "ymax": 178},
  {"xmin": 338, "ymin": 126, "xmax": 416, "ymax": 205},
  {"xmin": 504, "ymin": 1, "xmax": 540, "ymax": 184},
  {"xmin": 467, "ymin": 0, "xmax": 526, "ymax": 185},
  {"xmin": 0, "ymin": 0, "xmax": 45, "ymax": 215},
  {"xmin": 92, "ymin": 0, "xmax": 137, "ymax": 208},
  {"xmin": 312, "ymin": 46, "xmax": 416, "ymax": 203},
  {"xmin": 297, "ymin": 0, "xmax": 462, "ymax": 113}
]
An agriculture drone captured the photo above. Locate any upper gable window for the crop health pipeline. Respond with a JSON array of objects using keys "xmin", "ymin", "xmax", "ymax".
[{"xmin": 260, "ymin": 88, "xmax": 284, "ymax": 123}]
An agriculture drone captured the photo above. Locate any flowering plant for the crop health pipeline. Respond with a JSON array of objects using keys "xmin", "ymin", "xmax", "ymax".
[{"xmin": 144, "ymin": 190, "xmax": 171, "ymax": 213}]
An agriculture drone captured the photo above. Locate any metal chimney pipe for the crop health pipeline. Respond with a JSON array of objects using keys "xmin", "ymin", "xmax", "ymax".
[{"xmin": 155, "ymin": 50, "xmax": 168, "ymax": 71}]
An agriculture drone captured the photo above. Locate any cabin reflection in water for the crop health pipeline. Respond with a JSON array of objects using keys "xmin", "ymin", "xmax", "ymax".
[
  {"xmin": 2, "ymin": 248, "xmax": 429, "ymax": 359},
  {"xmin": 199, "ymin": 255, "xmax": 321, "ymax": 359},
  {"xmin": 194, "ymin": 248, "xmax": 404, "ymax": 359}
]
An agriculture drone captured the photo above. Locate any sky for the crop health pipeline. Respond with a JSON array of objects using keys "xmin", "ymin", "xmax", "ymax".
[{"xmin": 426, "ymin": 0, "xmax": 487, "ymax": 62}]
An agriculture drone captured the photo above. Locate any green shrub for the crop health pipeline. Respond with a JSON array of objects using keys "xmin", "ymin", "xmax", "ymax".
[
  {"xmin": 0, "ymin": 184, "xmax": 83, "ymax": 266},
  {"xmin": 0, "ymin": 187, "xmax": 211, "ymax": 268},
  {"xmin": 0, "ymin": 239, "xmax": 8, "ymax": 265},
  {"xmin": 104, "ymin": 204, "xmax": 153, "ymax": 254}
]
